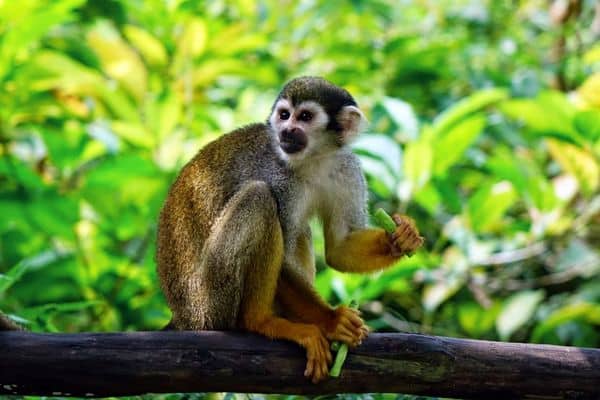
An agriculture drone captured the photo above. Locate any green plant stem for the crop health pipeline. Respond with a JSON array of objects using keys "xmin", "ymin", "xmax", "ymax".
[{"xmin": 329, "ymin": 300, "xmax": 358, "ymax": 377}]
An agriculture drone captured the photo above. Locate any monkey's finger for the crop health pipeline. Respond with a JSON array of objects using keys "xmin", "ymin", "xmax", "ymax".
[
  {"xmin": 393, "ymin": 227, "xmax": 415, "ymax": 249},
  {"xmin": 325, "ymin": 341, "xmax": 333, "ymax": 364},
  {"xmin": 400, "ymin": 233, "xmax": 423, "ymax": 252},
  {"xmin": 320, "ymin": 335, "xmax": 332, "ymax": 364},
  {"xmin": 393, "ymin": 214, "xmax": 416, "ymax": 229},
  {"xmin": 347, "ymin": 312, "xmax": 364, "ymax": 328},
  {"xmin": 320, "ymin": 359, "xmax": 329, "ymax": 382},
  {"xmin": 396, "ymin": 222, "xmax": 411, "ymax": 237},
  {"xmin": 305, "ymin": 358, "xmax": 314, "ymax": 378},
  {"xmin": 333, "ymin": 332, "xmax": 359, "ymax": 347},
  {"xmin": 359, "ymin": 327, "xmax": 370, "ymax": 341},
  {"xmin": 336, "ymin": 323, "xmax": 358, "ymax": 341},
  {"xmin": 312, "ymin": 365, "xmax": 321, "ymax": 384},
  {"xmin": 311, "ymin": 350, "xmax": 327, "ymax": 382},
  {"xmin": 391, "ymin": 225, "xmax": 410, "ymax": 245},
  {"xmin": 392, "ymin": 213, "xmax": 406, "ymax": 226}
]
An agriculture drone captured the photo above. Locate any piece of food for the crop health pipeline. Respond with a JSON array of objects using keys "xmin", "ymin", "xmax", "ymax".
[
  {"xmin": 374, "ymin": 208, "xmax": 396, "ymax": 233},
  {"xmin": 329, "ymin": 300, "xmax": 358, "ymax": 377}
]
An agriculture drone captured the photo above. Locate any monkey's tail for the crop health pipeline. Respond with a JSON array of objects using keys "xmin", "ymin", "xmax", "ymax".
[{"xmin": 0, "ymin": 312, "xmax": 23, "ymax": 331}]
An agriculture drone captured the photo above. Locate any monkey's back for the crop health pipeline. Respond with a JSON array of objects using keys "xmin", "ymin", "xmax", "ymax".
[{"xmin": 156, "ymin": 123, "xmax": 285, "ymax": 327}]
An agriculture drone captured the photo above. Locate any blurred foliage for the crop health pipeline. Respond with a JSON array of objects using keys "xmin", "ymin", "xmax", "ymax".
[{"xmin": 1, "ymin": 0, "xmax": 600, "ymax": 393}]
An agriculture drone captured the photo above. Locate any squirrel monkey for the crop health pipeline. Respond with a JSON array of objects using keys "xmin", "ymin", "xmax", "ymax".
[{"xmin": 156, "ymin": 77, "xmax": 424, "ymax": 383}]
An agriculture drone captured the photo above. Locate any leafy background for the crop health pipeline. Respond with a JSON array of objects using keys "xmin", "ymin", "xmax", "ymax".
[{"xmin": 1, "ymin": 0, "xmax": 600, "ymax": 398}]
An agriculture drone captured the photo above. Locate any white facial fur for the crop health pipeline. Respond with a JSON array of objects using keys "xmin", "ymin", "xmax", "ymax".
[
  {"xmin": 269, "ymin": 99, "xmax": 330, "ymax": 161},
  {"xmin": 269, "ymin": 99, "xmax": 366, "ymax": 165}
]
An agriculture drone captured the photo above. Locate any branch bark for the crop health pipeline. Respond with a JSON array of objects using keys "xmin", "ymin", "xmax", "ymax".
[{"xmin": 1, "ymin": 331, "xmax": 599, "ymax": 399}]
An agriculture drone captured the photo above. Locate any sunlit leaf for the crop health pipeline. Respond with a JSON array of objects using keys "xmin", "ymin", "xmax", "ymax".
[
  {"xmin": 468, "ymin": 181, "xmax": 517, "ymax": 233},
  {"xmin": 111, "ymin": 120, "xmax": 155, "ymax": 149},
  {"xmin": 496, "ymin": 290, "xmax": 544, "ymax": 341},
  {"xmin": 145, "ymin": 91, "xmax": 183, "ymax": 142},
  {"xmin": 402, "ymin": 128, "xmax": 434, "ymax": 199},
  {"xmin": 87, "ymin": 21, "xmax": 148, "ymax": 102},
  {"xmin": 547, "ymin": 139, "xmax": 600, "ymax": 195},
  {"xmin": 578, "ymin": 73, "xmax": 600, "ymax": 108},
  {"xmin": 500, "ymin": 91, "xmax": 581, "ymax": 144},
  {"xmin": 172, "ymin": 17, "xmax": 207, "ymax": 73},
  {"xmin": 433, "ymin": 114, "xmax": 485, "ymax": 176},
  {"xmin": 0, "ymin": 0, "xmax": 85, "ymax": 80},
  {"xmin": 353, "ymin": 134, "xmax": 402, "ymax": 175},
  {"xmin": 423, "ymin": 275, "xmax": 464, "ymax": 312},
  {"xmin": 432, "ymin": 88, "xmax": 508, "ymax": 137},
  {"xmin": 487, "ymin": 146, "xmax": 558, "ymax": 211},
  {"xmin": 27, "ymin": 50, "xmax": 104, "ymax": 94},
  {"xmin": 123, "ymin": 24, "xmax": 168, "ymax": 67},
  {"xmin": 382, "ymin": 97, "xmax": 419, "ymax": 140},
  {"xmin": 583, "ymin": 43, "xmax": 600, "ymax": 66}
]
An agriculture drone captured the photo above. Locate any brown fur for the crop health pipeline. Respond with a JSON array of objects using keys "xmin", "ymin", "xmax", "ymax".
[{"xmin": 156, "ymin": 77, "xmax": 423, "ymax": 383}]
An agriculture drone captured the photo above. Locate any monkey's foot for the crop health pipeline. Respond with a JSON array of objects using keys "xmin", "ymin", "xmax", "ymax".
[
  {"xmin": 325, "ymin": 306, "xmax": 369, "ymax": 347},
  {"xmin": 389, "ymin": 214, "xmax": 424, "ymax": 257},
  {"xmin": 299, "ymin": 325, "xmax": 332, "ymax": 383}
]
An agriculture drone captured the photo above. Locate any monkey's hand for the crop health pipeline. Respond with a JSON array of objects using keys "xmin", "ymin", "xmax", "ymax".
[
  {"xmin": 324, "ymin": 306, "xmax": 369, "ymax": 347},
  {"xmin": 388, "ymin": 214, "xmax": 424, "ymax": 257}
]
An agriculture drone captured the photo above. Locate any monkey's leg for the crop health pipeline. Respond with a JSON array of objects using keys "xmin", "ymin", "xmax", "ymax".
[
  {"xmin": 277, "ymin": 267, "xmax": 368, "ymax": 347},
  {"xmin": 201, "ymin": 181, "xmax": 331, "ymax": 383}
]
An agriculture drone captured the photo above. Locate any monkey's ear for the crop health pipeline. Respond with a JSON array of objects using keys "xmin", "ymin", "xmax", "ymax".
[{"xmin": 338, "ymin": 105, "xmax": 367, "ymax": 141}]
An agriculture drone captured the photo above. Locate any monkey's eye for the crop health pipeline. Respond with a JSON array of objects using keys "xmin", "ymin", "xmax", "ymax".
[
  {"xmin": 279, "ymin": 110, "xmax": 290, "ymax": 120},
  {"xmin": 298, "ymin": 111, "xmax": 313, "ymax": 122}
]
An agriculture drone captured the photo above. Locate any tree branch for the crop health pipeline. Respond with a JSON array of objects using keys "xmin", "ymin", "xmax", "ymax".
[{"xmin": 1, "ymin": 331, "xmax": 599, "ymax": 399}]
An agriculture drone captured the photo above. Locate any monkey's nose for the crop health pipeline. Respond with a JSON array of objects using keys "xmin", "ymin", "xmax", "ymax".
[{"xmin": 279, "ymin": 128, "xmax": 307, "ymax": 154}]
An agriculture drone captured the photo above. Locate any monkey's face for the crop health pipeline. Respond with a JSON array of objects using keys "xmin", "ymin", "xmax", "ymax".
[
  {"xmin": 269, "ymin": 97, "xmax": 366, "ymax": 162},
  {"xmin": 269, "ymin": 98, "xmax": 328, "ymax": 155}
]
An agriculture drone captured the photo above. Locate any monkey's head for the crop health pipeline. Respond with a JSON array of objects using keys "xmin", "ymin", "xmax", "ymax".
[{"xmin": 268, "ymin": 77, "xmax": 366, "ymax": 163}]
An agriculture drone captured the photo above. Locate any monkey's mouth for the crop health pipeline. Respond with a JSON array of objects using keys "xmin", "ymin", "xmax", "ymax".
[{"xmin": 279, "ymin": 131, "xmax": 307, "ymax": 154}]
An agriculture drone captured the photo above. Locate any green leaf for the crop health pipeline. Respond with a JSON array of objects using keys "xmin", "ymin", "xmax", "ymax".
[
  {"xmin": 123, "ymin": 24, "xmax": 168, "ymax": 67},
  {"xmin": 467, "ymin": 181, "xmax": 517, "ymax": 233},
  {"xmin": 87, "ymin": 21, "xmax": 148, "ymax": 102},
  {"xmin": 496, "ymin": 290, "xmax": 545, "ymax": 341},
  {"xmin": 111, "ymin": 120, "xmax": 155, "ymax": 149},
  {"xmin": 354, "ymin": 134, "xmax": 402, "ymax": 196},
  {"xmin": 0, "ymin": 0, "xmax": 86, "ymax": 80},
  {"xmin": 573, "ymin": 110, "xmax": 600, "ymax": 142},
  {"xmin": 172, "ymin": 17, "xmax": 207, "ymax": 73},
  {"xmin": 381, "ymin": 97, "xmax": 419, "ymax": 140},
  {"xmin": 499, "ymin": 91, "xmax": 582, "ymax": 145},
  {"xmin": 358, "ymin": 254, "xmax": 428, "ymax": 301},
  {"xmin": 0, "ymin": 260, "xmax": 28, "ymax": 295},
  {"xmin": 402, "ymin": 128, "xmax": 434, "ymax": 199},
  {"xmin": 0, "ymin": 248, "xmax": 71, "ymax": 294},
  {"xmin": 423, "ymin": 274, "xmax": 465, "ymax": 312},
  {"xmin": 458, "ymin": 302, "xmax": 501, "ymax": 338},
  {"xmin": 532, "ymin": 302, "xmax": 600, "ymax": 343},
  {"xmin": 433, "ymin": 114, "xmax": 485, "ymax": 176},
  {"xmin": 432, "ymin": 88, "xmax": 508, "ymax": 137},
  {"xmin": 487, "ymin": 146, "xmax": 558, "ymax": 211},
  {"xmin": 547, "ymin": 139, "xmax": 600, "ymax": 195},
  {"xmin": 27, "ymin": 50, "xmax": 104, "ymax": 93},
  {"xmin": 353, "ymin": 134, "xmax": 402, "ymax": 176}
]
